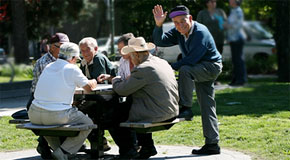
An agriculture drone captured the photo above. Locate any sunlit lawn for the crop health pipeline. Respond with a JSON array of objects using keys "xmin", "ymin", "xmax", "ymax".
[{"xmin": 1, "ymin": 78, "xmax": 289, "ymax": 160}]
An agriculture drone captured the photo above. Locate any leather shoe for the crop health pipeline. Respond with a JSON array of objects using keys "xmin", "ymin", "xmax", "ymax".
[
  {"xmin": 117, "ymin": 148, "xmax": 139, "ymax": 159},
  {"xmin": 52, "ymin": 147, "xmax": 68, "ymax": 160},
  {"xmin": 178, "ymin": 107, "xmax": 193, "ymax": 120},
  {"xmin": 137, "ymin": 145, "xmax": 157, "ymax": 159},
  {"xmin": 192, "ymin": 144, "xmax": 220, "ymax": 155},
  {"xmin": 36, "ymin": 143, "xmax": 53, "ymax": 159}
]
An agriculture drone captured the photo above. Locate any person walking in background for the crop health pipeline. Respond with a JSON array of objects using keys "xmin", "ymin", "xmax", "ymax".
[
  {"xmin": 224, "ymin": 0, "xmax": 247, "ymax": 86},
  {"xmin": 152, "ymin": 4, "xmax": 222, "ymax": 155},
  {"xmin": 39, "ymin": 34, "xmax": 51, "ymax": 58},
  {"xmin": 197, "ymin": 0, "xmax": 227, "ymax": 54},
  {"xmin": 197, "ymin": 0, "xmax": 227, "ymax": 85}
]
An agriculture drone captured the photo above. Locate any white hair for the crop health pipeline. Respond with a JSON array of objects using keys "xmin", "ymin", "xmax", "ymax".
[{"xmin": 78, "ymin": 37, "xmax": 98, "ymax": 49}]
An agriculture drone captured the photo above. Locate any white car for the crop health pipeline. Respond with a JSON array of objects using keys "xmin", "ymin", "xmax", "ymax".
[
  {"xmin": 97, "ymin": 36, "xmax": 121, "ymax": 60},
  {"xmin": 155, "ymin": 21, "xmax": 276, "ymax": 63}
]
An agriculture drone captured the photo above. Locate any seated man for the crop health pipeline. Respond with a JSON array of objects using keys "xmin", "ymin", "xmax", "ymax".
[
  {"xmin": 110, "ymin": 37, "xmax": 179, "ymax": 159},
  {"xmin": 28, "ymin": 42, "xmax": 97, "ymax": 160}
]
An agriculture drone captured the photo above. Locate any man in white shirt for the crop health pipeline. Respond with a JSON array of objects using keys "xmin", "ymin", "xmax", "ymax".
[{"xmin": 28, "ymin": 42, "xmax": 97, "ymax": 160}]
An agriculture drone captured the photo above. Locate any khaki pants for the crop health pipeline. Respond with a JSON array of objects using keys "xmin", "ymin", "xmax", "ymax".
[{"xmin": 28, "ymin": 104, "xmax": 93, "ymax": 154}]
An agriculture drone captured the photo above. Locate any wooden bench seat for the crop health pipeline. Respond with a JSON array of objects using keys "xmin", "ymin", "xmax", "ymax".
[
  {"xmin": 120, "ymin": 118, "xmax": 185, "ymax": 133},
  {"xmin": 16, "ymin": 122, "xmax": 97, "ymax": 137},
  {"xmin": 9, "ymin": 119, "xmax": 30, "ymax": 124}
]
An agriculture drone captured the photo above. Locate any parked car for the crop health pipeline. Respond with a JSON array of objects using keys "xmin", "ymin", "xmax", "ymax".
[
  {"xmin": 155, "ymin": 21, "xmax": 276, "ymax": 63},
  {"xmin": 97, "ymin": 36, "xmax": 121, "ymax": 60}
]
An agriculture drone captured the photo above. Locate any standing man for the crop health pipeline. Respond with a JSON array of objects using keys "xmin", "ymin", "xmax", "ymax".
[
  {"xmin": 152, "ymin": 5, "xmax": 222, "ymax": 155},
  {"xmin": 27, "ymin": 32, "xmax": 69, "ymax": 159}
]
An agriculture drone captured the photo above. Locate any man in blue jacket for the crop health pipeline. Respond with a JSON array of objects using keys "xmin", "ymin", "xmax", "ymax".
[{"xmin": 152, "ymin": 4, "xmax": 222, "ymax": 155}]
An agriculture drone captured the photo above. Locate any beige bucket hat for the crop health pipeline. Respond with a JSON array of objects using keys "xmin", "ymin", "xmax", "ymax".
[{"xmin": 121, "ymin": 37, "xmax": 155, "ymax": 55}]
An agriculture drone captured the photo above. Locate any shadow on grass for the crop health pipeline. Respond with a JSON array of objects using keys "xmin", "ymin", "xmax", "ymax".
[{"xmin": 192, "ymin": 78, "xmax": 290, "ymax": 116}]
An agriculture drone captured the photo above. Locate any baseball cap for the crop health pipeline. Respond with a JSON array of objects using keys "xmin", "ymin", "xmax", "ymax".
[
  {"xmin": 49, "ymin": 33, "xmax": 70, "ymax": 44},
  {"xmin": 169, "ymin": 5, "xmax": 190, "ymax": 18},
  {"xmin": 59, "ymin": 42, "xmax": 81, "ymax": 60}
]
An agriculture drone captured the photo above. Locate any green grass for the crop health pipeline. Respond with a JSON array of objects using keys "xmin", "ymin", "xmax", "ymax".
[
  {"xmin": 1, "ymin": 78, "xmax": 289, "ymax": 160},
  {"xmin": 0, "ymin": 76, "xmax": 32, "ymax": 83}
]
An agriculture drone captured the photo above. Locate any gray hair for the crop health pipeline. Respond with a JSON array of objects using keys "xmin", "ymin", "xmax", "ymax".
[{"xmin": 79, "ymin": 37, "xmax": 98, "ymax": 49}]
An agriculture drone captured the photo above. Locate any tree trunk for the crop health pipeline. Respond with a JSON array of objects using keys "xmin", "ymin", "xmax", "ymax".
[
  {"xmin": 275, "ymin": 0, "xmax": 290, "ymax": 82},
  {"xmin": 11, "ymin": 0, "xmax": 29, "ymax": 64}
]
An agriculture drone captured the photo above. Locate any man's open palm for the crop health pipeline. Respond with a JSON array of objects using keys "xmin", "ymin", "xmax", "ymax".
[{"xmin": 152, "ymin": 5, "xmax": 167, "ymax": 27}]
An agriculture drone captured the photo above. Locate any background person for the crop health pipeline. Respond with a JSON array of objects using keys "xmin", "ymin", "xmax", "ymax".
[
  {"xmin": 152, "ymin": 4, "xmax": 222, "ymax": 155},
  {"xmin": 197, "ymin": 0, "xmax": 227, "ymax": 54},
  {"xmin": 28, "ymin": 42, "xmax": 97, "ymax": 160},
  {"xmin": 224, "ymin": 0, "xmax": 247, "ymax": 86},
  {"xmin": 109, "ymin": 37, "xmax": 179, "ymax": 159}
]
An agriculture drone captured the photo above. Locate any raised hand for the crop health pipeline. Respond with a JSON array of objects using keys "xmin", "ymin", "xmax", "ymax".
[{"xmin": 152, "ymin": 4, "xmax": 167, "ymax": 27}]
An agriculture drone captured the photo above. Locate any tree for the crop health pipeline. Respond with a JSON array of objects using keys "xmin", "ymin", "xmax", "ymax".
[
  {"xmin": 275, "ymin": 0, "xmax": 290, "ymax": 82},
  {"xmin": 1, "ymin": 0, "xmax": 87, "ymax": 64},
  {"xmin": 11, "ymin": 0, "xmax": 29, "ymax": 64}
]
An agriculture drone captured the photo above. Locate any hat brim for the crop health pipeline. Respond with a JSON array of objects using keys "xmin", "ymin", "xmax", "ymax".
[
  {"xmin": 121, "ymin": 43, "xmax": 155, "ymax": 56},
  {"xmin": 169, "ymin": 11, "xmax": 188, "ymax": 18}
]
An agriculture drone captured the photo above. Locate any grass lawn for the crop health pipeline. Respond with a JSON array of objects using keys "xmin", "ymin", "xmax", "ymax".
[
  {"xmin": 0, "ymin": 76, "xmax": 32, "ymax": 83},
  {"xmin": 0, "ymin": 77, "xmax": 289, "ymax": 160}
]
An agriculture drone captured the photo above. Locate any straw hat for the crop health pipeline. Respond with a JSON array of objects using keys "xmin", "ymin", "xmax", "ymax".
[{"xmin": 121, "ymin": 37, "xmax": 155, "ymax": 55}]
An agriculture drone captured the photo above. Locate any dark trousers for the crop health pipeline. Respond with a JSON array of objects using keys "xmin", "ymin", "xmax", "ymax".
[
  {"xmin": 230, "ymin": 39, "xmax": 247, "ymax": 84},
  {"xmin": 106, "ymin": 96, "xmax": 155, "ymax": 155}
]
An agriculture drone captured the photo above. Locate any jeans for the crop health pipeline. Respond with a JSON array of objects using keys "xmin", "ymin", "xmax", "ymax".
[{"xmin": 230, "ymin": 39, "xmax": 247, "ymax": 84}]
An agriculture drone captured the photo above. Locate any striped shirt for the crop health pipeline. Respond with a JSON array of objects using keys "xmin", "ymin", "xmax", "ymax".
[
  {"xmin": 117, "ymin": 57, "xmax": 131, "ymax": 80},
  {"xmin": 31, "ymin": 52, "xmax": 56, "ymax": 92}
]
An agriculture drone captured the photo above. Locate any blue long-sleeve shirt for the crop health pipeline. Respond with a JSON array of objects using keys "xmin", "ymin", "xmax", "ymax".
[{"xmin": 153, "ymin": 22, "xmax": 222, "ymax": 70}]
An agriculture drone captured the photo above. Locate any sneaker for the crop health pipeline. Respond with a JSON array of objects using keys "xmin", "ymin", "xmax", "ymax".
[
  {"xmin": 36, "ymin": 143, "xmax": 53, "ymax": 159},
  {"xmin": 178, "ymin": 107, "xmax": 193, "ymax": 121},
  {"xmin": 137, "ymin": 145, "xmax": 157, "ymax": 159},
  {"xmin": 52, "ymin": 148, "xmax": 68, "ymax": 160},
  {"xmin": 192, "ymin": 144, "xmax": 220, "ymax": 155}
]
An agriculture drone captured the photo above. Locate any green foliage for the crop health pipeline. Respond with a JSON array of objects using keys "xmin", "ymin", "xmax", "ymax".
[
  {"xmin": 247, "ymin": 54, "xmax": 278, "ymax": 74},
  {"xmin": 0, "ymin": 63, "xmax": 33, "ymax": 83}
]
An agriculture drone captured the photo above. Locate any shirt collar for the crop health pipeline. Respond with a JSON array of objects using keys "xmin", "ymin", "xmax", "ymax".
[
  {"xmin": 183, "ymin": 21, "xmax": 194, "ymax": 41},
  {"xmin": 47, "ymin": 51, "xmax": 57, "ymax": 61}
]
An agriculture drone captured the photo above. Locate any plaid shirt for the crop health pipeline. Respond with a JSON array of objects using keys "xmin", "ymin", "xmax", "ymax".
[{"xmin": 31, "ymin": 52, "xmax": 56, "ymax": 92}]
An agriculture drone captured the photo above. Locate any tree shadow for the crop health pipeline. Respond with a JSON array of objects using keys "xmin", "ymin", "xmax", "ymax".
[{"xmin": 191, "ymin": 82, "xmax": 289, "ymax": 116}]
